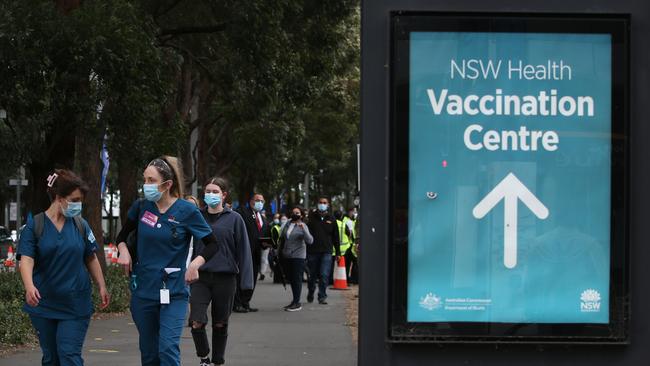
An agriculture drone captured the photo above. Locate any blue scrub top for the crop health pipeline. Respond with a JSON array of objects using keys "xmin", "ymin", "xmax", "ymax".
[
  {"xmin": 129, "ymin": 198, "xmax": 213, "ymax": 301},
  {"xmin": 18, "ymin": 215, "xmax": 98, "ymax": 320}
]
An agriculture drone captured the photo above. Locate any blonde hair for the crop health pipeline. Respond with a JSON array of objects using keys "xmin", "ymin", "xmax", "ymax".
[{"xmin": 148, "ymin": 155, "xmax": 185, "ymax": 198}]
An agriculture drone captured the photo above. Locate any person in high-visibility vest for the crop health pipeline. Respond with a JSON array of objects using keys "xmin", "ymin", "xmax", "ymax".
[
  {"xmin": 333, "ymin": 210, "xmax": 355, "ymax": 284},
  {"xmin": 270, "ymin": 213, "xmax": 284, "ymax": 284},
  {"xmin": 343, "ymin": 207, "xmax": 358, "ymax": 284}
]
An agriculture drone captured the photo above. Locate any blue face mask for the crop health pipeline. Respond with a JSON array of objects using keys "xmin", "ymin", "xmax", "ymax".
[
  {"xmin": 204, "ymin": 193, "xmax": 222, "ymax": 208},
  {"xmin": 62, "ymin": 201, "xmax": 82, "ymax": 217},
  {"xmin": 318, "ymin": 203, "xmax": 328, "ymax": 212},
  {"xmin": 253, "ymin": 201, "xmax": 264, "ymax": 212},
  {"xmin": 143, "ymin": 183, "xmax": 163, "ymax": 202}
]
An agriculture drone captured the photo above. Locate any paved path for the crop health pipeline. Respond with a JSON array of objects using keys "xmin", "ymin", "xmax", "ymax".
[{"xmin": 0, "ymin": 280, "xmax": 357, "ymax": 366}]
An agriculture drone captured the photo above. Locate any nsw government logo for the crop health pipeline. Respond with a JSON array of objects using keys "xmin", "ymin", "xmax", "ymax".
[
  {"xmin": 419, "ymin": 293, "xmax": 442, "ymax": 311},
  {"xmin": 580, "ymin": 289, "xmax": 601, "ymax": 312}
]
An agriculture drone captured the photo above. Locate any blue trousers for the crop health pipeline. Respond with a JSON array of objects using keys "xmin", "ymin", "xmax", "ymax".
[
  {"xmin": 307, "ymin": 253, "xmax": 333, "ymax": 301},
  {"xmin": 30, "ymin": 315, "xmax": 90, "ymax": 366},
  {"xmin": 130, "ymin": 296, "xmax": 187, "ymax": 366}
]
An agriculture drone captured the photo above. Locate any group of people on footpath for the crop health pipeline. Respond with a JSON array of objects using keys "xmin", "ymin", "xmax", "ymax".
[{"xmin": 16, "ymin": 155, "xmax": 360, "ymax": 366}]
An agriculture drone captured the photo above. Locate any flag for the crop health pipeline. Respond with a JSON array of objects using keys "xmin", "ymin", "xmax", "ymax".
[{"xmin": 100, "ymin": 134, "xmax": 110, "ymax": 198}]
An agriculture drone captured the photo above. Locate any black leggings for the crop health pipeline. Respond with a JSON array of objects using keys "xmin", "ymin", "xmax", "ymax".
[
  {"xmin": 284, "ymin": 258, "xmax": 306, "ymax": 305},
  {"xmin": 189, "ymin": 272, "xmax": 237, "ymax": 364}
]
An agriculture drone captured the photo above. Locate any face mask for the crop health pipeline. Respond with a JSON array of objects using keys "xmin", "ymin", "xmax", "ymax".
[
  {"xmin": 318, "ymin": 203, "xmax": 328, "ymax": 212},
  {"xmin": 143, "ymin": 183, "xmax": 163, "ymax": 202},
  {"xmin": 273, "ymin": 219, "xmax": 280, "ymax": 225},
  {"xmin": 291, "ymin": 213, "xmax": 301, "ymax": 221},
  {"xmin": 62, "ymin": 201, "xmax": 82, "ymax": 218},
  {"xmin": 204, "ymin": 193, "xmax": 222, "ymax": 208},
  {"xmin": 280, "ymin": 218, "xmax": 288, "ymax": 225},
  {"xmin": 253, "ymin": 201, "xmax": 264, "ymax": 212}
]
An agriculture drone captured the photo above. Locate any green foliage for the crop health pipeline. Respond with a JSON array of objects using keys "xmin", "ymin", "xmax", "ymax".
[
  {"xmin": 0, "ymin": 265, "xmax": 131, "ymax": 346},
  {"xmin": 92, "ymin": 265, "xmax": 131, "ymax": 313},
  {"xmin": 0, "ymin": 271, "xmax": 34, "ymax": 345}
]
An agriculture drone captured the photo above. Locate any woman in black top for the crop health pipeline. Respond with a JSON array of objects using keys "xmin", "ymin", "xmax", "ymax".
[{"xmin": 189, "ymin": 177, "xmax": 254, "ymax": 366}]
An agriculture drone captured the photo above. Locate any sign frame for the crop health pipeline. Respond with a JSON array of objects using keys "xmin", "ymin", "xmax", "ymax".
[{"xmin": 388, "ymin": 12, "xmax": 630, "ymax": 344}]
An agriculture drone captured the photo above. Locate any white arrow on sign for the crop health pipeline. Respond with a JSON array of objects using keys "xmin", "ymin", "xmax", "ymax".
[{"xmin": 472, "ymin": 173, "xmax": 549, "ymax": 269}]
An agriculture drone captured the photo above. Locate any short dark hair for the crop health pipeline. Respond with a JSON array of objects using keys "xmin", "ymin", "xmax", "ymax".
[{"xmin": 46, "ymin": 169, "xmax": 89, "ymax": 201}]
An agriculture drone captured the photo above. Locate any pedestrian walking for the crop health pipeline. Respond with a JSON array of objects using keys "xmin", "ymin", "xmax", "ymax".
[
  {"xmin": 306, "ymin": 197, "xmax": 340, "ymax": 305},
  {"xmin": 234, "ymin": 193, "xmax": 270, "ymax": 312},
  {"xmin": 115, "ymin": 156, "xmax": 220, "ymax": 366},
  {"xmin": 17, "ymin": 169, "xmax": 110, "ymax": 366},
  {"xmin": 279, "ymin": 206, "xmax": 313, "ymax": 311},
  {"xmin": 189, "ymin": 177, "xmax": 253, "ymax": 366}
]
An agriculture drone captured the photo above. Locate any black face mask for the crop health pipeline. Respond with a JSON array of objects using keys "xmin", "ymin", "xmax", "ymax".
[{"xmin": 291, "ymin": 213, "xmax": 301, "ymax": 221}]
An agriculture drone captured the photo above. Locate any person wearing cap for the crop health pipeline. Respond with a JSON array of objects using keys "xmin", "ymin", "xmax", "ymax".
[{"xmin": 18, "ymin": 169, "xmax": 110, "ymax": 366}]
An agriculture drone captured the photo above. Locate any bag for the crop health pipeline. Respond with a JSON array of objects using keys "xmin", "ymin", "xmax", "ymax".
[{"xmin": 124, "ymin": 199, "xmax": 145, "ymax": 264}]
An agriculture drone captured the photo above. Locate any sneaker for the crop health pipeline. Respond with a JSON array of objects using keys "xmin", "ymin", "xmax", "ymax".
[
  {"xmin": 259, "ymin": 274, "xmax": 265, "ymax": 281},
  {"xmin": 307, "ymin": 293, "xmax": 314, "ymax": 303},
  {"xmin": 283, "ymin": 303, "xmax": 294, "ymax": 310},
  {"xmin": 245, "ymin": 306, "xmax": 259, "ymax": 312},
  {"xmin": 199, "ymin": 357, "xmax": 211, "ymax": 366},
  {"xmin": 285, "ymin": 303, "xmax": 302, "ymax": 312},
  {"xmin": 232, "ymin": 305, "xmax": 249, "ymax": 313},
  {"xmin": 318, "ymin": 299, "xmax": 328, "ymax": 305}
]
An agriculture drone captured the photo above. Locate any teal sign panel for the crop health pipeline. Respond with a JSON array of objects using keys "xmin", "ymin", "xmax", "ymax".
[{"xmin": 407, "ymin": 32, "xmax": 612, "ymax": 323}]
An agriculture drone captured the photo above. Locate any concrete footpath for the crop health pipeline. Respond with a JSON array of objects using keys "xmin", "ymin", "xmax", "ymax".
[{"xmin": 0, "ymin": 280, "xmax": 357, "ymax": 366}]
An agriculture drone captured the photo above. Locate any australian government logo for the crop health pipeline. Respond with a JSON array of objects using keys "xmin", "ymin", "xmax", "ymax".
[
  {"xmin": 580, "ymin": 289, "xmax": 601, "ymax": 312},
  {"xmin": 419, "ymin": 293, "xmax": 442, "ymax": 310},
  {"xmin": 419, "ymin": 292, "xmax": 491, "ymax": 312}
]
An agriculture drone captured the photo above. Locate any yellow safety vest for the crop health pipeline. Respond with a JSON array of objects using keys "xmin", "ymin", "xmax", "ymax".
[
  {"xmin": 335, "ymin": 219, "xmax": 352, "ymax": 255},
  {"xmin": 271, "ymin": 224, "xmax": 281, "ymax": 248}
]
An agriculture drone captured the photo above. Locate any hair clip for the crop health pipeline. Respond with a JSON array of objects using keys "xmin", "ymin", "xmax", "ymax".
[{"xmin": 46, "ymin": 173, "xmax": 59, "ymax": 187}]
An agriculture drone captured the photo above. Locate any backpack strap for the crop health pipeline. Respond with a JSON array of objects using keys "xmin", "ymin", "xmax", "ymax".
[
  {"xmin": 33, "ymin": 212, "xmax": 45, "ymax": 241},
  {"xmin": 30, "ymin": 212, "xmax": 87, "ymax": 256}
]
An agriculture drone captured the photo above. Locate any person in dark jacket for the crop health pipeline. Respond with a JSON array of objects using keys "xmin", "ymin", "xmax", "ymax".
[
  {"xmin": 306, "ymin": 197, "xmax": 341, "ymax": 305},
  {"xmin": 234, "ymin": 193, "xmax": 270, "ymax": 312},
  {"xmin": 189, "ymin": 177, "xmax": 253, "ymax": 366}
]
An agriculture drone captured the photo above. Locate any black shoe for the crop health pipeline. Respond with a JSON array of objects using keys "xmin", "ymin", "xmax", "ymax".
[
  {"xmin": 199, "ymin": 357, "xmax": 211, "ymax": 366},
  {"xmin": 233, "ymin": 305, "xmax": 249, "ymax": 313},
  {"xmin": 285, "ymin": 303, "xmax": 302, "ymax": 312},
  {"xmin": 283, "ymin": 303, "xmax": 294, "ymax": 310},
  {"xmin": 259, "ymin": 274, "xmax": 265, "ymax": 281},
  {"xmin": 245, "ymin": 306, "xmax": 259, "ymax": 312},
  {"xmin": 318, "ymin": 299, "xmax": 328, "ymax": 305},
  {"xmin": 307, "ymin": 293, "xmax": 314, "ymax": 303}
]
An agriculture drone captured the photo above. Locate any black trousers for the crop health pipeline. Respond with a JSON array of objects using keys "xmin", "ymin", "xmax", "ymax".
[
  {"xmin": 234, "ymin": 255, "xmax": 260, "ymax": 308},
  {"xmin": 189, "ymin": 272, "xmax": 237, "ymax": 364}
]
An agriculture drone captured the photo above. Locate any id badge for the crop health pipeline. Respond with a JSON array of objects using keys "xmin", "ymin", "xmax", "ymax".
[{"xmin": 160, "ymin": 289, "xmax": 170, "ymax": 304}]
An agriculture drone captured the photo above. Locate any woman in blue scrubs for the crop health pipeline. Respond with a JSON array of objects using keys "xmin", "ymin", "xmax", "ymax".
[
  {"xmin": 115, "ymin": 156, "xmax": 220, "ymax": 366},
  {"xmin": 18, "ymin": 169, "xmax": 110, "ymax": 366}
]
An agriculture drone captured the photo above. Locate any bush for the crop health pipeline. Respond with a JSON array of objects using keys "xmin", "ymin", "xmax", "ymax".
[
  {"xmin": 0, "ymin": 271, "xmax": 34, "ymax": 346},
  {"xmin": 0, "ymin": 264, "xmax": 131, "ymax": 346},
  {"xmin": 93, "ymin": 264, "xmax": 131, "ymax": 313}
]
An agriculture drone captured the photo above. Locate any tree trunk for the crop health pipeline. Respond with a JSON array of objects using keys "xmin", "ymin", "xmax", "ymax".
[
  {"xmin": 118, "ymin": 159, "xmax": 139, "ymax": 225},
  {"xmin": 76, "ymin": 119, "xmax": 107, "ymax": 274}
]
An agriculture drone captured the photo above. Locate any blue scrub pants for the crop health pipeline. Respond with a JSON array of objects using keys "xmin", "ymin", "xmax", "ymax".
[
  {"xmin": 29, "ymin": 315, "xmax": 90, "ymax": 366},
  {"xmin": 131, "ymin": 296, "xmax": 188, "ymax": 366}
]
